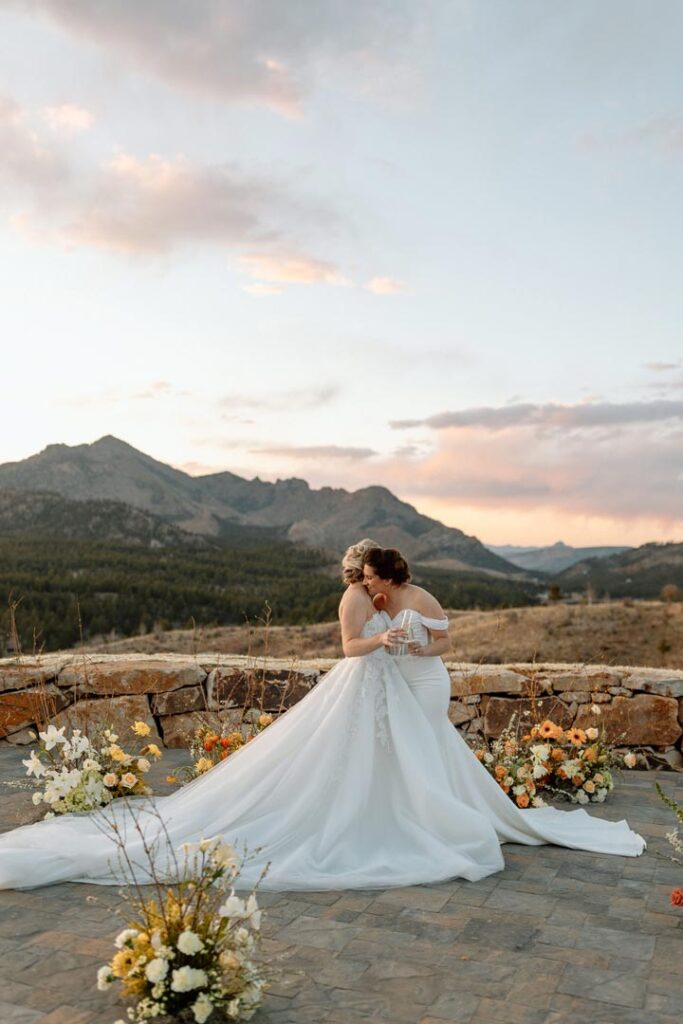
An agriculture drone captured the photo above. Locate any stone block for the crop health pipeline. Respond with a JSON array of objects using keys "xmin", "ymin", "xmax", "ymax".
[
  {"xmin": 159, "ymin": 710, "xmax": 242, "ymax": 748},
  {"xmin": 0, "ymin": 685, "xmax": 70, "ymax": 738},
  {"xmin": 575, "ymin": 694, "xmax": 682, "ymax": 747},
  {"xmin": 483, "ymin": 697, "xmax": 574, "ymax": 739},
  {"xmin": 206, "ymin": 666, "xmax": 316, "ymax": 711},
  {"xmin": 5, "ymin": 727, "xmax": 40, "ymax": 745},
  {"xmin": 621, "ymin": 674, "xmax": 683, "ymax": 699},
  {"xmin": 447, "ymin": 701, "xmax": 476, "ymax": 727},
  {"xmin": 51, "ymin": 694, "xmax": 160, "ymax": 744},
  {"xmin": 590, "ymin": 692, "xmax": 611, "ymax": 702},
  {"xmin": 450, "ymin": 669, "xmax": 526, "ymax": 697},
  {"xmin": 0, "ymin": 665, "xmax": 58, "ymax": 693},
  {"xmin": 551, "ymin": 672, "xmax": 617, "ymax": 692},
  {"xmin": 609, "ymin": 686, "xmax": 631, "ymax": 696},
  {"xmin": 557, "ymin": 691, "xmax": 590, "ymax": 704},
  {"xmin": 150, "ymin": 685, "xmax": 206, "ymax": 715},
  {"xmin": 57, "ymin": 661, "xmax": 206, "ymax": 696}
]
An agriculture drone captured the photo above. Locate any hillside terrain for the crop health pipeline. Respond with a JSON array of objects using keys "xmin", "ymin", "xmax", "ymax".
[
  {"xmin": 556, "ymin": 542, "xmax": 683, "ymax": 598},
  {"xmin": 79, "ymin": 601, "xmax": 683, "ymax": 670},
  {"xmin": 0, "ymin": 436, "xmax": 523, "ymax": 575}
]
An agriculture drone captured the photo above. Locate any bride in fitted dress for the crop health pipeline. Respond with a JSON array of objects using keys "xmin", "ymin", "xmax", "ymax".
[{"xmin": 0, "ymin": 540, "xmax": 644, "ymax": 891}]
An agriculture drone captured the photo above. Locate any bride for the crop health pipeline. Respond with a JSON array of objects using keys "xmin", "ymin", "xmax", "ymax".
[{"xmin": 0, "ymin": 539, "xmax": 644, "ymax": 891}]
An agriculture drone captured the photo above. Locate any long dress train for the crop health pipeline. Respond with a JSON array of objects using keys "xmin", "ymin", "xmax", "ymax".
[{"xmin": 0, "ymin": 611, "xmax": 644, "ymax": 891}]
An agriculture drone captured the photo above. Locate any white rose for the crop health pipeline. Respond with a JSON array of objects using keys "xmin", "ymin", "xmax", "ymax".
[
  {"xmin": 623, "ymin": 752, "xmax": 637, "ymax": 768},
  {"xmin": 115, "ymin": 928, "xmax": 139, "ymax": 949},
  {"xmin": 96, "ymin": 965, "xmax": 113, "ymax": 990},
  {"xmin": 576, "ymin": 790, "xmax": 589, "ymax": 804},
  {"xmin": 532, "ymin": 764, "xmax": 547, "ymax": 779},
  {"xmin": 120, "ymin": 772, "xmax": 137, "ymax": 789},
  {"xmin": 171, "ymin": 966, "xmax": 208, "ymax": 992},
  {"xmin": 192, "ymin": 992, "xmax": 214, "ymax": 1023},
  {"xmin": 32, "ymin": 791, "xmax": 43, "ymax": 806},
  {"xmin": 218, "ymin": 893, "xmax": 246, "ymax": 919},
  {"xmin": 483, "ymin": 752, "xmax": 494, "ymax": 765},
  {"xmin": 177, "ymin": 930, "xmax": 204, "ymax": 955},
  {"xmin": 585, "ymin": 727, "xmax": 599, "ymax": 741},
  {"xmin": 145, "ymin": 957, "xmax": 169, "ymax": 983},
  {"xmin": 137, "ymin": 758, "xmax": 151, "ymax": 773}
]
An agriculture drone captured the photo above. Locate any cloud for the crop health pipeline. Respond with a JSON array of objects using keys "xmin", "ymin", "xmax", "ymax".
[
  {"xmin": 250, "ymin": 444, "xmax": 377, "ymax": 460},
  {"xmin": 0, "ymin": 97, "xmax": 339, "ymax": 261},
  {"xmin": 41, "ymin": 103, "xmax": 94, "ymax": 134},
  {"xmin": 390, "ymin": 399, "xmax": 683, "ymax": 432},
  {"xmin": 580, "ymin": 115, "xmax": 683, "ymax": 155},
  {"xmin": 218, "ymin": 385, "xmax": 340, "ymax": 412},
  {"xmin": 644, "ymin": 361, "xmax": 680, "ymax": 372},
  {"xmin": 365, "ymin": 275, "xmax": 408, "ymax": 295},
  {"xmin": 242, "ymin": 282, "xmax": 285, "ymax": 297},
  {"xmin": 15, "ymin": 0, "xmax": 423, "ymax": 116},
  {"xmin": 237, "ymin": 252, "xmax": 349, "ymax": 286}
]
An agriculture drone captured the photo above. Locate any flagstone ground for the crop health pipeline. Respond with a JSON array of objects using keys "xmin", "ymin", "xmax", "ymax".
[{"xmin": 0, "ymin": 746, "xmax": 681, "ymax": 1024}]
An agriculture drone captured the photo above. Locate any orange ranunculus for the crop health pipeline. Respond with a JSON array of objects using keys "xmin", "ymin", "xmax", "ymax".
[
  {"xmin": 567, "ymin": 728, "xmax": 587, "ymax": 746},
  {"xmin": 522, "ymin": 733, "xmax": 531, "ymax": 742},
  {"xmin": 474, "ymin": 750, "xmax": 484, "ymax": 761},
  {"xmin": 572, "ymin": 775, "xmax": 584, "ymax": 786},
  {"xmin": 220, "ymin": 751, "xmax": 229, "ymax": 760},
  {"xmin": 671, "ymin": 888, "xmax": 683, "ymax": 907},
  {"xmin": 220, "ymin": 738, "xmax": 230, "ymax": 749},
  {"xmin": 556, "ymin": 767, "xmax": 568, "ymax": 779},
  {"xmin": 530, "ymin": 726, "xmax": 540, "ymax": 738},
  {"xmin": 203, "ymin": 739, "xmax": 215, "ymax": 752},
  {"xmin": 551, "ymin": 748, "xmax": 566, "ymax": 762},
  {"xmin": 525, "ymin": 780, "xmax": 536, "ymax": 793},
  {"xmin": 494, "ymin": 765, "xmax": 507, "ymax": 780},
  {"xmin": 516, "ymin": 793, "xmax": 530, "ymax": 808},
  {"xmin": 584, "ymin": 746, "xmax": 598, "ymax": 762},
  {"xmin": 500, "ymin": 783, "xmax": 510, "ymax": 794}
]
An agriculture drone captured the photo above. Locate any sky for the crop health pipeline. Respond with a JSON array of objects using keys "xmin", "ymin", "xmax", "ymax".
[{"xmin": 0, "ymin": 0, "xmax": 682, "ymax": 547}]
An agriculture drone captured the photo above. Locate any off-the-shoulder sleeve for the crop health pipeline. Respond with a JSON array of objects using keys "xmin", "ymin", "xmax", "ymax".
[{"xmin": 419, "ymin": 615, "xmax": 449, "ymax": 631}]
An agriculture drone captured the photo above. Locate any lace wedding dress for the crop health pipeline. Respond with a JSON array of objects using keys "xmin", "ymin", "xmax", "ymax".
[{"xmin": 0, "ymin": 611, "xmax": 644, "ymax": 891}]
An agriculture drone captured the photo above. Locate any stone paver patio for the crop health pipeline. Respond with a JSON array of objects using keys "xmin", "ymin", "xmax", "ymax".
[{"xmin": 0, "ymin": 746, "xmax": 681, "ymax": 1024}]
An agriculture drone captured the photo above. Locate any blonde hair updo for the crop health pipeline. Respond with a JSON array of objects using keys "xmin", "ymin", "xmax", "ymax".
[{"xmin": 341, "ymin": 538, "xmax": 380, "ymax": 585}]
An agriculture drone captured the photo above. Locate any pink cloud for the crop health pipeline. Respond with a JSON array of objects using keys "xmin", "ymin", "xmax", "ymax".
[
  {"xmin": 237, "ymin": 252, "xmax": 349, "ymax": 286},
  {"xmin": 365, "ymin": 275, "xmax": 408, "ymax": 295}
]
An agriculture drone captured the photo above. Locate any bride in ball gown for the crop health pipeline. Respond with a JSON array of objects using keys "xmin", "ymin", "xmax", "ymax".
[{"xmin": 0, "ymin": 540, "xmax": 644, "ymax": 891}]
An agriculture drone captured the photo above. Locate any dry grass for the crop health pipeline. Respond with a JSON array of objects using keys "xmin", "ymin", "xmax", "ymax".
[{"xmin": 78, "ymin": 600, "xmax": 683, "ymax": 669}]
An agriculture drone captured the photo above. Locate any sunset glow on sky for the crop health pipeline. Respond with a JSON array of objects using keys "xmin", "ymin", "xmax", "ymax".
[{"xmin": 1, "ymin": 1, "xmax": 682, "ymax": 546}]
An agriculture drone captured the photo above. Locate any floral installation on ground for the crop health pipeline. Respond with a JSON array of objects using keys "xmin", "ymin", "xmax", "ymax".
[
  {"xmin": 98, "ymin": 832, "xmax": 267, "ymax": 1023},
  {"xmin": 169, "ymin": 710, "xmax": 274, "ymax": 785},
  {"xmin": 655, "ymin": 782, "xmax": 683, "ymax": 908},
  {"xmin": 22, "ymin": 720, "xmax": 162, "ymax": 817},
  {"xmin": 471, "ymin": 706, "xmax": 629, "ymax": 808}
]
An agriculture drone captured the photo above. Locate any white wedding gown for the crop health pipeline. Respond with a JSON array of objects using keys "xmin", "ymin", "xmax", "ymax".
[{"xmin": 0, "ymin": 611, "xmax": 644, "ymax": 891}]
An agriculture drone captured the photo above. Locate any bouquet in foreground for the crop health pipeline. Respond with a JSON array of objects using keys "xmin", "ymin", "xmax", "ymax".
[
  {"xmin": 172, "ymin": 711, "xmax": 274, "ymax": 784},
  {"xmin": 472, "ymin": 710, "xmax": 630, "ymax": 808},
  {"xmin": 656, "ymin": 782, "xmax": 683, "ymax": 909},
  {"xmin": 98, "ymin": 835, "xmax": 267, "ymax": 1023},
  {"xmin": 23, "ymin": 720, "xmax": 162, "ymax": 817}
]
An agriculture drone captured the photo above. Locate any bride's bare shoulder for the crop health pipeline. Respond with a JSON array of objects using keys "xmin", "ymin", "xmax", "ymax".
[
  {"xmin": 340, "ymin": 582, "xmax": 372, "ymax": 608},
  {"xmin": 405, "ymin": 584, "xmax": 446, "ymax": 618}
]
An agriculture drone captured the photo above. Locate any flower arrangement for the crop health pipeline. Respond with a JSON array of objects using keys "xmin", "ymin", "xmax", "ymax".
[
  {"xmin": 171, "ymin": 711, "xmax": 273, "ymax": 785},
  {"xmin": 656, "ymin": 782, "xmax": 683, "ymax": 908},
  {"xmin": 472, "ymin": 708, "xmax": 625, "ymax": 808},
  {"xmin": 22, "ymin": 720, "xmax": 162, "ymax": 817},
  {"xmin": 98, "ymin": 835, "xmax": 267, "ymax": 1023}
]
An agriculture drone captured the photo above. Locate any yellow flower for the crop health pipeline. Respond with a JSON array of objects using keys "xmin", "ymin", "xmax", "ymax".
[
  {"xmin": 258, "ymin": 713, "xmax": 273, "ymax": 728},
  {"xmin": 194, "ymin": 757, "xmax": 213, "ymax": 775},
  {"xmin": 144, "ymin": 743, "xmax": 162, "ymax": 758},
  {"xmin": 111, "ymin": 949, "xmax": 136, "ymax": 978},
  {"xmin": 109, "ymin": 745, "xmax": 128, "ymax": 763},
  {"xmin": 132, "ymin": 721, "xmax": 151, "ymax": 737},
  {"xmin": 166, "ymin": 775, "xmax": 177, "ymax": 784}
]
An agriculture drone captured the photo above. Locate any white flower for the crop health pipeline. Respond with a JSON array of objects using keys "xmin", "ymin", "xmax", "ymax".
[
  {"xmin": 513, "ymin": 784, "xmax": 527, "ymax": 797},
  {"xmin": 22, "ymin": 751, "xmax": 46, "ymax": 778},
  {"xmin": 596, "ymin": 788, "xmax": 607, "ymax": 802},
  {"xmin": 483, "ymin": 752, "xmax": 494, "ymax": 765},
  {"xmin": 82, "ymin": 757, "xmax": 101, "ymax": 771},
  {"xmin": 137, "ymin": 758, "xmax": 151, "ymax": 773},
  {"xmin": 210, "ymin": 839, "xmax": 238, "ymax": 870},
  {"xmin": 120, "ymin": 772, "xmax": 137, "ymax": 789},
  {"xmin": 218, "ymin": 893, "xmax": 246, "ymax": 919},
  {"xmin": 246, "ymin": 893, "xmax": 261, "ymax": 930},
  {"xmin": 234, "ymin": 926, "xmax": 252, "ymax": 947},
  {"xmin": 198, "ymin": 836, "xmax": 217, "ymax": 852},
  {"xmin": 31, "ymin": 791, "xmax": 43, "ymax": 806},
  {"xmin": 585, "ymin": 727, "xmax": 599, "ymax": 741},
  {"xmin": 532, "ymin": 764, "xmax": 547, "ymax": 780},
  {"xmin": 145, "ymin": 957, "xmax": 169, "ymax": 983},
  {"xmin": 192, "ymin": 992, "xmax": 214, "ymax": 1023},
  {"xmin": 115, "ymin": 928, "xmax": 139, "ymax": 949},
  {"xmin": 504, "ymin": 775, "xmax": 514, "ymax": 787},
  {"xmin": 531, "ymin": 796, "xmax": 546, "ymax": 808},
  {"xmin": 590, "ymin": 703, "xmax": 602, "ymax": 716},
  {"xmin": 170, "ymin": 965, "xmax": 208, "ymax": 992},
  {"xmin": 576, "ymin": 790, "xmax": 589, "ymax": 804},
  {"xmin": 38, "ymin": 724, "xmax": 67, "ymax": 750},
  {"xmin": 177, "ymin": 930, "xmax": 204, "ymax": 955},
  {"xmin": 96, "ymin": 965, "xmax": 113, "ymax": 990},
  {"xmin": 102, "ymin": 773, "xmax": 118, "ymax": 788},
  {"xmin": 530, "ymin": 744, "xmax": 550, "ymax": 762},
  {"xmin": 624, "ymin": 752, "xmax": 637, "ymax": 768}
]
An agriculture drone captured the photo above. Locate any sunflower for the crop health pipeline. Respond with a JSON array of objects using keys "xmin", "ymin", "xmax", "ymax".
[
  {"xmin": 538, "ymin": 720, "xmax": 562, "ymax": 739},
  {"xmin": 567, "ymin": 728, "xmax": 587, "ymax": 746}
]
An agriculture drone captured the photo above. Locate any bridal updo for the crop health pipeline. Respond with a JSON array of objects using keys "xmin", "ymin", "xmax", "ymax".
[
  {"xmin": 341, "ymin": 538, "xmax": 380, "ymax": 584},
  {"xmin": 362, "ymin": 547, "xmax": 411, "ymax": 584}
]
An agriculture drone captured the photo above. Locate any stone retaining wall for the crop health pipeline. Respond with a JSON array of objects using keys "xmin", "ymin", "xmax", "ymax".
[{"xmin": 0, "ymin": 654, "xmax": 681, "ymax": 767}]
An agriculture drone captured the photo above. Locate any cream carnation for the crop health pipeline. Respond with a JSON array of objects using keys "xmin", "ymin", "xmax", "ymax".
[
  {"xmin": 145, "ymin": 957, "xmax": 169, "ymax": 983},
  {"xmin": 177, "ymin": 930, "xmax": 205, "ymax": 955},
  {"xmin": 171, "ymin": 965, "xmax": 208, "ymax": 992}
]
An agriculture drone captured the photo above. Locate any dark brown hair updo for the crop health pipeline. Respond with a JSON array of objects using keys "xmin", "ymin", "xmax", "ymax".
[{"xmin": 362, "ymin": 547, "xmax": 411, "ymax": 584}]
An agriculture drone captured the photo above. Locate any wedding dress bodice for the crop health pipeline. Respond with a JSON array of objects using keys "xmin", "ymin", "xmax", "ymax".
[{"xmin": 382, "ymin": 609, "xmax": 449, "ymax": 648}]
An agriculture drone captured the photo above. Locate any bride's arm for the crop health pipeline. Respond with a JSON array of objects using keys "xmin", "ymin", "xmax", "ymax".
[{"xmin": 339, "ymin": 588, "xmax": 396, "ymax": 657}]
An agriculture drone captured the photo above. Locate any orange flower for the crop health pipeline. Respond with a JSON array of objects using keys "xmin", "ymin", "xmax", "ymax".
[
  {"xmin": 584, "ymin": 746, "xmax": 597, "ymax": 762},
  {"xmin": 572, "ymin": 775, "xmax": 584, "ymax": 786},
  {"xmin": 474, "ymin": 750, "xmax": 484, "ymax": 761},
  {"xmin": 500, "ymin": 783, "xmax": 510, "ymax": 794},
  {"xmin": 567, "ymin": 728, "xmax": 587, "ymax": 746},
  {"xmin": 516, "ymin": 792, "xmax": 530, "ymax": 808},
  {"xmin": 530, "ymin": 726, "xmax": 540, "ymax": 739},
  {"xmin": 522, "ymin": 734, "xmax": 531, "ymax": 742},
  {"xmin": 220, "ymin": 751, "xmax": 229, "ymax": 760},
  {"xmin": 203, "ymin": 739, "xmax": 215, "ymax": 753},
  {"xmin": 556, "ymin": 767, "xmax": 568, "ymax": 780},
  {"xmin": 671, "ymin": 888, "xmax": 683, "ymax": 907},
  {"xmin": 494, "ymin": 765, "xmax": 507, "ymax": 780},
  {"xmin": 551, "ymin": 748, "xmax": 566, "ymax": 762}
]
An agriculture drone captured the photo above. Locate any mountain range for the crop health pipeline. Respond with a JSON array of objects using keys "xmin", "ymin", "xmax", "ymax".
[
  {"xmin": 487, "ymin": 541, "xmax": 632, "ymax": 574},
  {"xmin": 0, "ymin": 436, "xmax": 524, "ymax": 576}
]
